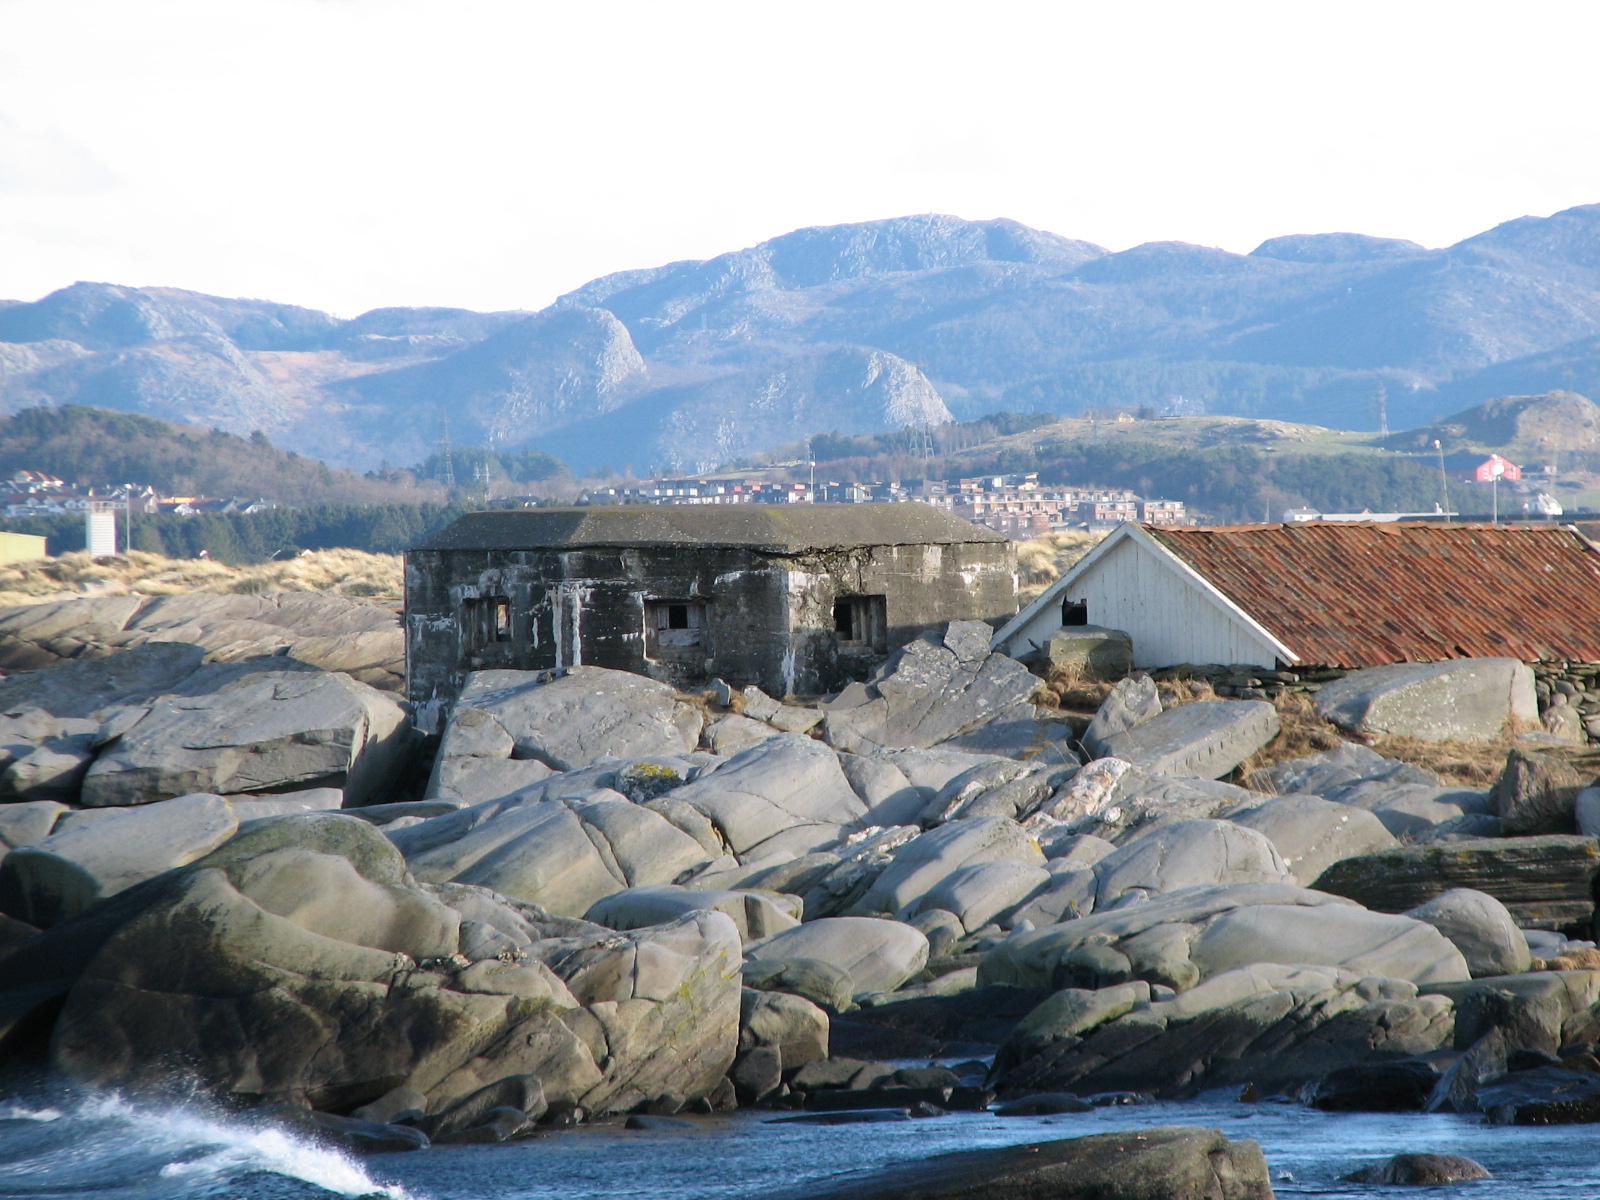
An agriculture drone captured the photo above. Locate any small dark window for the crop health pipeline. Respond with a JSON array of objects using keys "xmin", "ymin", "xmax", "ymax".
[
  {"xmin": 1062, "ymin": 599, "xmax": 1088, "ymax": 627},
  {"xmin": 646, "ymin": 599, "xmax": 709, "ymax": 659},
  {"xmin": 835, "ymin": 594, "xmax": 887, "ymax": 651},
  {"xmin": 493, "ymin": 600, "xmax": 512, "ymax": 642}
]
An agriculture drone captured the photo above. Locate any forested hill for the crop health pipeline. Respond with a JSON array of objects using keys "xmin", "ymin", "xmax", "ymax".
[{"xmin": 0, "ymin": 406, "xmax": 435, "ymax": 505}]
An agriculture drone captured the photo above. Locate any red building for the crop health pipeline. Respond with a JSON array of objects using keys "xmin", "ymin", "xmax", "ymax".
[{"xmin": 1468, "ymin": 454, "xmax": 1521, "ymax": 483}]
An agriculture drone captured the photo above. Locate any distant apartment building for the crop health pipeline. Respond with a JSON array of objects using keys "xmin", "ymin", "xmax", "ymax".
[
  {"xmin": 1139, "ymin": 499, "xmax": 1187, "ymax": 526},
  {"xmin": 588, "ymin": 478, "xmax": 813, "ymax": 505},
  {"xmin": 587, "ymin": 470, "xmax": 1187, "ymax": 538},
  {"xmin": 1079, "ymin": 498, "xmax": 1140, "ymax": 526}
]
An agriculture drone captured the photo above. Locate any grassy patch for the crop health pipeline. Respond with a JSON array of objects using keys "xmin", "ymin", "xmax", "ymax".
[{"xmin": 0, "ymin": 548, "xmax": 403, "ymax": 606}]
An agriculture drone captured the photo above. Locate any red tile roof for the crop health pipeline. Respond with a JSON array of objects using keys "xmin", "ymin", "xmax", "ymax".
[{"xmin": 1146, "ymin": 522, "xmax": 1600, "ymax": 667}]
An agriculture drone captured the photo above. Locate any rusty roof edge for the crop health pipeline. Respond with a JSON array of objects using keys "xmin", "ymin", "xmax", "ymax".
[{"xmin": 1140, "ymin": 526, "xmax": 1300, "ymax": 664}]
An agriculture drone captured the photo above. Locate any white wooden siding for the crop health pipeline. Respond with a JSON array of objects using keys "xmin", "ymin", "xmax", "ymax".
[{"xmin": 1005, "ymin": 535, "xmax": 1282, "ymax": 668}]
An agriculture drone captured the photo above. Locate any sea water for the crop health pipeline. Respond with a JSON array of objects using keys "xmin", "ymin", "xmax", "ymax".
[{"xmin": 1, "ymin": 1087, "xmax": 1596, "ymax": 1200}]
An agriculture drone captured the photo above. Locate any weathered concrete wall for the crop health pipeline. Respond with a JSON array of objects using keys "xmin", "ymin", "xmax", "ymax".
[{"xmin": 406, "ymin": 537, "xmax": 1016, "ymax": 712}]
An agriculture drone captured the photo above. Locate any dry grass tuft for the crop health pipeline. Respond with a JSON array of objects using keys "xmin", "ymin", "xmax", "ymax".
[
  {"xmin": 1236, "ymin": 691, "xmax": 1531, "ymax": 788},
  {"xmin": 1014, "ymin": 530, "xmax": 1108, "ymax": 605},
  {"xmin": 1366, "ymin": 720, "xmax": 1539, "ymax": 789},
  {"xmin": 0, "ymin": 549, "xmax": 403, "ymax": 606}
]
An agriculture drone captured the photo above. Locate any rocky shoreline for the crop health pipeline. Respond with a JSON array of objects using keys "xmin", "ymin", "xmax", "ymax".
[{"xmin": 1, "ymin": 601, "xmax": 1597, "ymax": 1193}]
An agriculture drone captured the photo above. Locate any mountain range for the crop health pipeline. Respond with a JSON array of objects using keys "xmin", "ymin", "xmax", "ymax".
[{"xmin": 5, "ymin": 204, "xmax": 1600, "ymax": 474}]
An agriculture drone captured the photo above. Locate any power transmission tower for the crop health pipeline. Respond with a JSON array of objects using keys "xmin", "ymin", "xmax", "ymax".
[
  {"xmin": 1374, "ymin": 384, "xmax": 1389, "ymax": 438},
  {"xmin": 438, "ymin": 418, "xmax": 457, "ymax": 495}
]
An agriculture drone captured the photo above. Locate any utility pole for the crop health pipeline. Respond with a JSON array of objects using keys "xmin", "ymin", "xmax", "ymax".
[{"xmin": 1434, "ymin": 439, "xmax": 1451, "ymax": 522}]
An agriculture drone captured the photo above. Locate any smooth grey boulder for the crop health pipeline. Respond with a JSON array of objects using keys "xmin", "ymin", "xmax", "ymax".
[
  {"xmin": 394, "ymin": 791, "xmax": 714, "ymax": 917},
  {"xmin": 1577, "ymin": 786, "xmax": 1600, "ymax": 837},
  {"xmin": 747, "ymin": 917, "xmax": 929, "ymax": 998},
  {"xmin": 911, "ymin": 860, "xmax": 1051, "ymax": 933},
  {"xmin": 662, "ymin": 735, "xmax": 866, "ymax": 862},
  {"xmin": 1039, "ymin": 832, "xmax": 1117, "ymax": 867},
  {"xmin": 0, "ymin": 593, "xmax": 404, "ymax": 692},
  {"xmin": 1082, "ymin": 675, "xmax": 1161, "ymax": 759},
  {"xmin": 11, "ymin": 810, "xmax": 743, "ymax": 1117},
  {"xmin": 0, "ymin": 793, "xmax": 240, "ymax": 926},
  {"xmin": 980, "ymin": 883, "xmax": 1371, "ymax": 992},
  {"xmin": 705, "ymin": 713, "xmax": 780, "ymax": 757},
  {"xmin": 451, "ymin": 667, "xmax": 702, "ymax": 772},
  {"xmin": 1009, "ymin": 868, "xmax": 1099, "ymax": 928},
  {"xmin": 1334, "ymin": 781, "xmax": 1493, "ymax": 839},
  {"xmin": 1403, "ymin": 888, "xmax": 1531, "ymax": 979},
  {"xmin": 1190, "ymin": 903, "xmax": 1470, "ymax": 985},
  {"xmin": 876, "ymin": 746, "xmax": 1004, "ymax": 793},
  {"xmin": 991, "ymin": 962, "xmax": 1453, "ymax": 1101},
  {"xmin": 0, "ymin": 742, "xmax": 94, "ymax": 804},
  {"xmin": 1492, "ymin": 747, "xmax": 1591, "ymax": 836},
  {"xmin": 837, "ymin": 754, "xmax": 928, "ymax": 828},
  {"xmin": 821, "ymin": 622, "xmax": 1040, "ymax": 755},
  {"xmin": 1094, "ymin": 700, "xmax": 1279, "ymax": 780},
  {"xmin": 0, "ymin": 642, "xmax": 208, "ymax": 718},
  {"xmin": 742, "ymin": 957, "xmax": 856, "ymax": 1012},
  {"xmin": 856, "ymin": 816, "xmax": 1044, "ymax": 916},
  {"xmin": 920, "ymin": 758, "xmax": 1064, "ymax": 825},
  {"xmin": 425, "ymin": 756, "xmax": 557, "ymax": 807},
  {"xmin": 527, "ymin": 909, "xmax": 744, "ymax": 1116},
  {"xmin": 1247, "ymin": 742, "xmax": 1437, "ymax": 801},
  {"xmin": 739, "ymin": 987, "xmax": 829, "ymax": 1072},
  {"xmin": 586, "ymin": 884, "xmax": 801, "ymax": 943},
  {"xmin": 1039, "ymin": 763, "xmax": 1267, "ymax": 845},
  {"xmin": 1314, "ymin": 658, "xmax": 1538, "ymax": 743},
  {"xmin": 1343, "ymin": 1154, "xmax": 1490, "ymax": 1185},
  {"xmin": 0, "ymin": 800, "xmax": 67, "ymax": 858},
  {"xmin": 79, "ymin": 669, "xmax": 407, "ymax": 807},
  {"xmin": 1093, "ymin": 820, "xmax": 1289, "ymax": 905},
  {"xmin": 993, "ymin": 980, "xmax": 1150, "ymax": 1074},
  {"xmin": 1227, "ymin": 794, "xmax": 1399, "ymax": 885},
  {"xmin": 1043, "ymin": 625, "xmax": 1134, "ymax": 682},
  {"xmin": 771, "ymin": 1126, "xmax": 1273, "ymax": 1200}
]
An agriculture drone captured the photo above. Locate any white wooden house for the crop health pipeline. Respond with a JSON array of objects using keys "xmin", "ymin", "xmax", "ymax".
[{"xmin": 992, "ymin": 521, "xmax": 1600, "ymax": 670}]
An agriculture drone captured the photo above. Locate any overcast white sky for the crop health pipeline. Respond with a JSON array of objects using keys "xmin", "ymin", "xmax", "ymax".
[{"xmin": 2, "ymin": 0, "xmax": 1598, "ymax": 318}]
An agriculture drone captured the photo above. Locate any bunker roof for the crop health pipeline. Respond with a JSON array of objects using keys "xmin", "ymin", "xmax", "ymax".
[{"xmin": 411, "ymin": 504, "xmax": 1010, "ymax": 554}]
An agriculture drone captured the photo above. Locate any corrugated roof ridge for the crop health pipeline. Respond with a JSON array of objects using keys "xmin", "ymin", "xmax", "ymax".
[{"xmin": 1146, "ymin": 521, "xmax": 1600, "ymax": 667}]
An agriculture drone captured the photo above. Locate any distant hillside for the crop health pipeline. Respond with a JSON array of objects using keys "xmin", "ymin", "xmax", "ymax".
[
  {"xmin": 6, "ymin": 204, "xmax": 1600, "ymax": 473},
  {"xmin": 1383, "ymin": 390, "xmax": 1600, "ymax": 466},
  {"xmin": 0, "ymin": 406, "xmax": 438, "ymax": 505}
]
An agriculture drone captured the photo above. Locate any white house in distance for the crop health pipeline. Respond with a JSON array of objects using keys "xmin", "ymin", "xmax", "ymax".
[{"xmin": 991, "ymin": 521, "xmax": 1600, "ymax": 671}]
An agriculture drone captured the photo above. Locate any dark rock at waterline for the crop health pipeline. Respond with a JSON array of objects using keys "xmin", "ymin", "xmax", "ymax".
[
  {"xmin": 1343, "ymin": 1153, "xmax": 1490, "ymax": 1184},
  {"xmin": 1478, "ymin": 1066, "xmax": 1600, "ymax": 1124},
  {"xmin": 769, "ymin": 1126, "xmax": 1273, "ymax": 1200},
  {"xmin": 768, "ymin": 1109, "xmax": 912, "ymax": 1125},
  {"xmin": 306, "ymin": 1111, "xmax": 430, "ymax": 1154},
  {"xmin": 1302, "ymin": 1060, "xmax": 1441, "ymax": 1111},
  {"xmin": 625, "ymin": 1114, "xmax": 697, "ymax": 1130},
  {"xmin": 992, "ymin": 1092, "xmax": 1092, "ymax": 1115},
  {"xmin": 431, "ymin": 1106, "xmax": 532, "ymax": 1144},
  {"xmin": 841, "ymin": 985, "xmax": 1050, "ymax": 1049}
]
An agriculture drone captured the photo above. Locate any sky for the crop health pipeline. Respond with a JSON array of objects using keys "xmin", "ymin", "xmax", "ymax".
[{"xmin": 2, "ymin": 0, "xmax": 1599, "ymax": 319}]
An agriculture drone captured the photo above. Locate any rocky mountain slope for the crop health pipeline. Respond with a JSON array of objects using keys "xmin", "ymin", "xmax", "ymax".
[{"xmin": 5, "ymin": 206, "xmax": 1600, "ymax": 473}]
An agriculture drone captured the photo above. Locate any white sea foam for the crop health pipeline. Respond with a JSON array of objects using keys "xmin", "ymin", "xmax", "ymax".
[{"xmin": 0, "ymin": 1088, "xmax": 413, "ymax": 1199}]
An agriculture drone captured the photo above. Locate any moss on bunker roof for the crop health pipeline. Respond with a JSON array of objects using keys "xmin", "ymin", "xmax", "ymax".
[{"xmin": 411, "ymin": 504, "xmax": 1010, "ymax": 553}]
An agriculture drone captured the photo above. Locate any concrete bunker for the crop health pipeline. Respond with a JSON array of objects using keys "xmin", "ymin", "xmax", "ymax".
[{"xmin": 405, "ymin": 504, "xmax": 1017, "ymax": 716}]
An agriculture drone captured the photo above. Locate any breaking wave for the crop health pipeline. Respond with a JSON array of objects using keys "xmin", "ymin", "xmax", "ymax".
[{"xmin": 0, "ymin": 1089, "xmax": 412, "ymax": 1200}]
